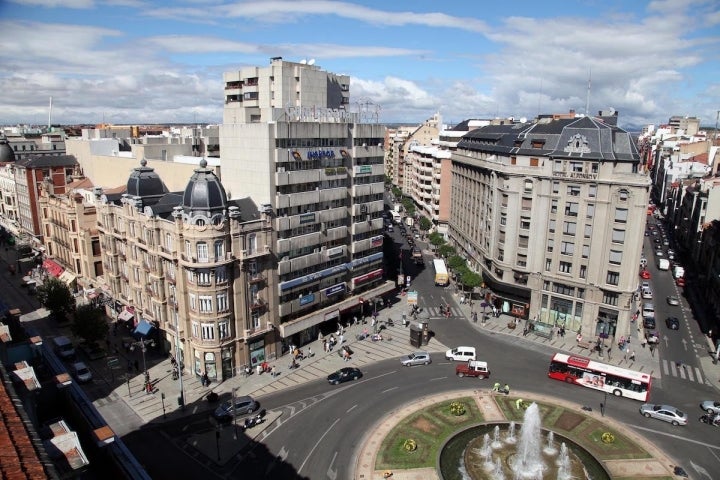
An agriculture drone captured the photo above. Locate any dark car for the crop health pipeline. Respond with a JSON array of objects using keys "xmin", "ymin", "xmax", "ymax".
[
  {"xmin": 665, "ymin": 317, "xmax": 680, "ymax": 330},
  {"xmin": 327, "ymin": 367, "xmax": 362, "ymax": 385},
  {"xmin": 212, "ymin": 395, "xmax": 258, "ymax": 423}
]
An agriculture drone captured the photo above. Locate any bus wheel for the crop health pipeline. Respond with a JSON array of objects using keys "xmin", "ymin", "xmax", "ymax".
[{"xmin": 613, "ymin": 389, "xmax": 622, "ymax": 397}]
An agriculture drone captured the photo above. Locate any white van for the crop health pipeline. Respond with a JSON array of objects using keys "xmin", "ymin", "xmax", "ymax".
[
  {"xmin": 445, "ymin": 346, "xmax": 476, "ymax": 362},
  {"xmin": 53, "ymin": 336, "xmax": 76, "ymax": 359}
]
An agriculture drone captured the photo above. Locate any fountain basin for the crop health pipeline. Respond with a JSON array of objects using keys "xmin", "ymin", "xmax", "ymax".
[{"xmin": 438, "ymin": 423, "xmax": 610, "ymax": 480}]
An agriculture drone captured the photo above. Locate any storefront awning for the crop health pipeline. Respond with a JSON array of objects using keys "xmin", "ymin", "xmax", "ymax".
[
  {"xmin": 43, "ymin": 259, "xmax": 64, "ymax": 278},
  {"xmin": 58, "ymin": 270, "xmax": 76, "ymax": 285}
]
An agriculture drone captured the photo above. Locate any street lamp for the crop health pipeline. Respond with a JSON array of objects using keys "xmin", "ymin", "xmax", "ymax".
[
  {"xmin": 170, "ymin": 285, "xmax": 185, "ymax": 410},
  {"xmin": 130, "ymin": 336, "xmax": 155, "ymax": 394}
]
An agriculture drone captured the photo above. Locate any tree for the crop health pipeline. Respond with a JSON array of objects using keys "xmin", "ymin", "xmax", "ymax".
[
  {"xmin": 418, "ymin": 216, "xmax": 432, "ymax": 232},
  {"xmin": 438, "ymin": 244, "xmax": 456, "ymax": 258},
  {"xmin": 428, "ymin": 232, "xmax": 446, "ymax": 248},
  {"xmin": 71, "ymin": 304, "xmax": 109, "ymax": 348},
  {"xmin": 447, "ymin": 254, "xmax": 467, "ymax": 271},
  {"xmin": 459, "ymin": 269, "xmax": 483, "ymax": 297},
  {"xmin": 36, "ymin": 277, "xmax": 75, "ymax": 321}
]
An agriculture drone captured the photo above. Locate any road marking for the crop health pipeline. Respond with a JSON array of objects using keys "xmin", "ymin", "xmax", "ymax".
[
  {"xmin": 630, "ymin": 424, "xmax": 720, "ymax": 450},
  {"xmin": 298, "ymin": 417, "xmax": 341, "ymax": 474}
]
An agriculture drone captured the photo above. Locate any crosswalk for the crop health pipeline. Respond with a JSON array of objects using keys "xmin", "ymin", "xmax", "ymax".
[
  {"xmin": 415, "ymin": 306, "xmax": 463, "ymax": 319},
  {"xmin": 660, "ymin": 359, "xmax": 704, "ymax": 384}
]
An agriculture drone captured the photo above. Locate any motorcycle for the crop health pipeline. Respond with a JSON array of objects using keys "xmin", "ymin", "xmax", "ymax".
[
  {"xmin": 243, "ymin": 409, "xmax": 267, "ymax": 429},
  {"xmin": 699, "ymin": 414, "xmax": 720, "ymax": 426}
]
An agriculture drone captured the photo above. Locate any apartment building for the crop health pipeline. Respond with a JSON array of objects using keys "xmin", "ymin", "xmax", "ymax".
[
  {"xmin": 13, "ymin": 155, "xmax": 78, "ymax": 243},
  {"xmin": 448, "ymin": 114, "xmax": 648, "ymax": 341},
  {"xmin": 38, "ymin": 176, "xmax": 103, "ymax": 291},
  {"xmin": 96, "ymin": 159, "xmax": 275, "ymax": 381},
  {"xmin": 220, "ymin": 57, "xmax": 393, "ymax": 346}
]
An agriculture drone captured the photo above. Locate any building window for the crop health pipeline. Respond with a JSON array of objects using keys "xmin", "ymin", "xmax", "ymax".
[
  {"xmin": 218, "ymin": 321, "xmax": 230, "ymax": 339},
  {"xmin": 606, "ymin": 271, "xmax": 619, "ymax": 285},
  {"xmin": 611, "ymin": 229, "xmax": 625, "ymax": 243},
  {"xmin": 586, "ymin": 203, "xmax": 595, "ymax": 219},
  {"xmin": 563, "ymin": 221, "xmax": 576, "ymax": 235},
  {"xmin": 201, "ymin": 323, "xmax": 215, "ymax": 340},
  {"xmin": 561, "ymin": 241, "xmax": 575, "ymax": 256},
  {"xmin": 197, "ymin": 242, "xmax": 209, "ymax": 262},
  {"xmin": 214, "ymin": 240, "xmax": 224, "ymax": 260},
  {"xmin": 559, "ymin": 261, "xmax": 572, "ymax": 274},
  {"xmin": 215, "ymin": 266, "xmax": 227, "ymax": 283},
  {"xmin": 189, "ymin": 294, "xmax": 197, "ymax": 311},
  {"xmin": 199, "ymin": 296, "xmax": 213, "ymax": 313},
  {"xmin": 565, "ymin": 202, "xmax": 579, "ymax": 217},
  {"xmin": 609, "ymin": 250, "xmax": 622, "ymax": 265},
  {"xmin": 602, "ymin": 291, "xmax": 619, "ymax": 306},
  {"xmin": 217, "ymin": 292, "xmax": 229, "ymax": 312},
  {"xmin": 614, "ymin": 208, "xmax": 628, "ymax": 223}
]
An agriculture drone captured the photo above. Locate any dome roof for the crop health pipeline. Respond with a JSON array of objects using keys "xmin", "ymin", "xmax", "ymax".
[
  {"xmin": 126, "ymin": 159, "xmax": 167, "ymax": 197},
  {"xmin": 0, "ymin": 137, "xmax": 16, "ymax": 163},
  {"xmin": 182, "ymin": 159, "xmax": 227, "ymax": 215}
]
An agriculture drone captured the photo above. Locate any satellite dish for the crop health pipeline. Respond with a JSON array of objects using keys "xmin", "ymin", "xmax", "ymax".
[
  {"xmin": 300, "ymin": 59, "xmax": 307, "ymax": 64},
  {"xmin": 308, "ymin": 58, "xmax": 315, "ymax": 65}
]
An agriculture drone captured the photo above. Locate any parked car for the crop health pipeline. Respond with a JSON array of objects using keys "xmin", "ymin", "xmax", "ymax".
[
  {"xmin": 71, "ymin": 362, "xmax": 93, "ymax": 383},
  {"xmin": 700, "ymin": 400, "xmax": 720, "ymax": 415},
  {"xmin": 401, "ymin": 351, "xmax": 431, "ymax": 367},
  {"xmin": 665, "ymin": 317, "xmax": 680, "ymax": 330},
  {"xmin": 212, "ymin": 395, "xmax": 258, "ymax": 423},
  {"xmin": 639, "ymin": 404, "xmax": 687, "ymax": 426},
  {"xmin": 327, "ymin": 367, "xmax": 362, "ymax": 385}
]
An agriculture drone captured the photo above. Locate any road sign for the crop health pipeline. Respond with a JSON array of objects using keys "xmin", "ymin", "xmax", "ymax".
[{"xmin": 407, "ymin": 291, "xmax": 418, "ymax": 305}]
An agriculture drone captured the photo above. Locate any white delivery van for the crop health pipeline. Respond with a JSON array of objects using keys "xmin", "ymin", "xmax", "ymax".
[
  {"xmin": 657, "ymin": 258, "xmax": 670, "ymax": 270},
  {"xmin": 53, "ymin": 336, "xmax": 76, "ymax": 359},
  {"xmin": 445, "ymin": 346, "xmax": 476, "ymax": 362},
  {"xmin": 673, "ymin": 266, "xmax": 685, "ymax": 279}
]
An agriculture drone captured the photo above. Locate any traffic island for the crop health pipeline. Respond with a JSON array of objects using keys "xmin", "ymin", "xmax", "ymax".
[{"xmin": 356, "ymin": 389, "xmax": 679, "ymax": 480}]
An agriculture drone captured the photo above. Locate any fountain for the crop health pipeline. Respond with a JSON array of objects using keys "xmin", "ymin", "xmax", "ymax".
[
  {"xmin": 510, "ymin": 403, "xmax": 545, "ymax": 479},
  {"xmin": 439, "ymin": 400, "xmax": 609, "ymax": 480}
]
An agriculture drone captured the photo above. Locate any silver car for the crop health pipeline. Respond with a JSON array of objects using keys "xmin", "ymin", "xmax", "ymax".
[
  {"xmin": 700, "ymin": 400, "xmax": 720, "ymax": 415},
  {"xmin": 639, "ymin": 404, "xmax": 687, "ymax": 426},
  {"xmin": 401, "ymin": 351, "xmax": 431, "ymax": 367}
]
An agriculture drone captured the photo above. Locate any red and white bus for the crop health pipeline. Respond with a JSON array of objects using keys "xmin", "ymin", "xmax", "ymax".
[{"xmin": 548, "ymin": 352, "xmax": 651, "ymax": 401}]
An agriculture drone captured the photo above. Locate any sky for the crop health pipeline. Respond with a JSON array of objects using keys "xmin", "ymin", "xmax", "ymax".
[{"xmin": 0, "ymin": 0, "xmax": 719, "ymax": 130}]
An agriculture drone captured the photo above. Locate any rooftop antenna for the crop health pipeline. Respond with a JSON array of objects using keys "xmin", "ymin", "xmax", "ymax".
[{"xmin": 585, "ymin": 68, "xmax": 591, "ymax": 116}]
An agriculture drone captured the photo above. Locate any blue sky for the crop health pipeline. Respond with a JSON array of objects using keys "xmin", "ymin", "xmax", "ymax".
[{"xmin": 1, "ymin": 0, "xmax": 718, "ymax": 129}]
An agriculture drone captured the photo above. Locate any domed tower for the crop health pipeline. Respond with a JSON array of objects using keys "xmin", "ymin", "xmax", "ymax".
[
  {"xmin": 0, "ymin": 135, "xmax": 16, "ymax": 163},
  {"xmin": 180, "ymin": 159, "xmax": 228, "ymax": 224}
]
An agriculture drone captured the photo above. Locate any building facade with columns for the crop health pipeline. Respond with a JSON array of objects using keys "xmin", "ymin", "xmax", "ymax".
[
  {"xmin": 448, "ymin": 114, "xmax": 649, "ymax": 342},
  {"xmin": 96, "ymin": 159, "xmax": 276, "ymax": 381}
]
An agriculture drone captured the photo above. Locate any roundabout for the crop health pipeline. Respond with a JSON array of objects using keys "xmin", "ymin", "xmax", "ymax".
[{"xmin": 354, "ymin": 389, "xmax": 681, "ymax": 480}]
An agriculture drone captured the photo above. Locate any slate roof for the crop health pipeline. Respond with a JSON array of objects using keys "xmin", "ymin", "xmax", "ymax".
[{"xmin": 458, "ymin": 116, "xmax": 639, "ymax": 162}]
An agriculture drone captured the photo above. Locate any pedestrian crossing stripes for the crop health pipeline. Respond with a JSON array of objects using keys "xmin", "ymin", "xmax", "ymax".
[{"xmin": 661, "ymin": 359, "xmax": 704, "ymax": 384}]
